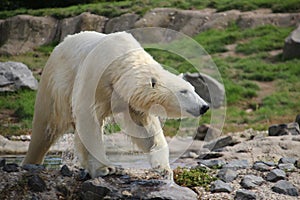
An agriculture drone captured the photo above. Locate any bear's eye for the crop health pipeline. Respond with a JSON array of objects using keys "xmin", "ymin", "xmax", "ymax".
[
  {"xmin": 151, "ymin": 77, "xmax": 157, "ymax": 88},
  {"xmin": 180, "ymin": 89, "xmax": 188, "ymax": 94}
]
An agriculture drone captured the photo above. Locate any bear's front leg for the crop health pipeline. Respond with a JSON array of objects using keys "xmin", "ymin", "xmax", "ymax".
[{"xmin": 74, "ymin": 130, "xmax": 117, "ymax": 178}]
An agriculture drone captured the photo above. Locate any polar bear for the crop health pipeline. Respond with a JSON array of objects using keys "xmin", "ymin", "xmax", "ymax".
[{"xmin": 22, "ymin": 31, "xmax": 209, "ymax": 178}]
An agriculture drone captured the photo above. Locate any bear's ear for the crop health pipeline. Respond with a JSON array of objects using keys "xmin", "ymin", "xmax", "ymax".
[{"xmin": 151, "ymin": 77, "xmax": 157, "ymax": 88}]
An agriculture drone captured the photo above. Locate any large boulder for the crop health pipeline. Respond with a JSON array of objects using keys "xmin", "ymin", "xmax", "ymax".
[
  {"xmin": 105, "ymin": 13, "xmax": 139, "ymax": 33},
  {"xmin": 135, "ymin": 8, "xmax": 215, "ymax": 36},
  {"xmin": 59, "ymin": 12, "xmax": 108, "ymax": 41},
  {"xmin": 237, "ymin": 12, "xmax": 300, "ymax": 29},
  {"xmin": 0, "ymin": 61, "xmax": 38, "ymax": 91},
  {"xmin": 0, "ymin": 15, "xmax": 58, "ymax": 55},
  {"xmin": 283, "ymin": 25, "xmax": 300, "ymax": 59}
]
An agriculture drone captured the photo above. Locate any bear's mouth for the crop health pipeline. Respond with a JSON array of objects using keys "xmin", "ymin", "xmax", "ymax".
[{"xmin": 186, "ymin": 105, "xmax": 209, "ymax": 117}]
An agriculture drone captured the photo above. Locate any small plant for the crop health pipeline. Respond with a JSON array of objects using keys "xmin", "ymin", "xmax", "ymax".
[{"xmin": 173, "ymin": 166, "xmax": 217, "ymax": 190}]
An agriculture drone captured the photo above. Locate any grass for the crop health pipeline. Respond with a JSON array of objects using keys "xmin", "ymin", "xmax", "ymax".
[
  {"xmin": 0, "ymin": 0, "xmax": 300, "ymax": 19},
  {"xmin": 174, "ymin": 166, "xmax": 217, "ymax": 190}
]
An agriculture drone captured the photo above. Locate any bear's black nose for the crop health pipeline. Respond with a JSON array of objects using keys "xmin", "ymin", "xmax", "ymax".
[{"xmin": 200, "ymin": 105, "xmax": 209, "ymax": 115}]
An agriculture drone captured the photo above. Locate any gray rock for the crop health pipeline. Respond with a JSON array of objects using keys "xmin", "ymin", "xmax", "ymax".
[
  {"xmin": 296, "ymin": 114, "xmax": 300, "ymax": 126},
  {"xmin": 81, "ymin": 177, "xmax": 112, "ymax": 200},
  {"xmin": 0, "ymin": 61, "xmax": 38, "ymax": 91},
  {"xmin": 278, "ymin": 157, "xmax": 297, "ymax": 164},
  {"xmin": 27, "ymin": 174, "xmax": 47, "ymax": 192},
  {"xmin": 278, "ymin": 163, "xmax": 296, "ymax": 172},
  {"xmin": 235, "ymin": 189, "xmax": 257, "ymax": 200},
  {"xmin": 22, "ymin": 164, "xmax": 45, "ymax": 172},
  {"xmin": 198, "ymin": 159, "xmax": 226, "ymax": 169},
  {"xmin": 266, "ymin": 169, "xmax": 286, "ymax": 182},
  {"xmin": 60, "ymin": 164, "xmax": 73, "ymax": 177},
  {"xmin": 145, "ymin": 183, "xmax": 198, "ymax": 200},
  {"xmin": 223, "ymin": 159, "xmax": 250, "ymax": 170},
  {"xmin": 3, "ymin": 163, "xmax": 19, "ymax": 172},
  {"xmin": 210, "ymin": 180, "xmax": 233, "ymax": 193},
  {"xmin": 296, "ymin": 159, "xmax": 300, "ymax": 169},
  {"xmin": 135, "ymin": 8, "xmax": 216, "ymax": 36},
  {"xmin": 77, "ymin": 169, "xmax": 91, "ymax": 181},
  {"xmin": 272, "ymin": 180, "xmax": 299, "ymax": 196},
  {"xmin": 0, "ymin": 15, "xmax": 58, "ymax": 55},
  {"xmin": 217, "ymin": 168, "xmax": 238, "ymax": 183},
  {"xmin": 183, "ymin": 72, "xmax": 225, "ymax": 108},
  {"xmin": 240, "ymin": 174, "xmax": 264, "ymax": 189},
  {"xmin": 105, "ymin": 13, "xmax": 139, "ymax": 33},
  {"xmin": 195, "ymin": 124, "xmax": 221, "ymax": 141},
  {"xmin": 237, "ymin": 12, "xmax": 300, "ymax": 29},
  {"xmin": 283, "ymin": 25, "xmax": 300, "ymax": 59},
  {"xmin": 0, "ymin": 158, "xmax": 5, "ymax": 167},
  {"xmin": 59, "ymin": 12, "xmax": 107, "ymax": 41},
  {"xmin": 203, "ymin": 135, "xmax": 239, "ymax": 151},
  {"xmin": 253, "ymin": 161, "xmax": 271, "ymax": 172},
  {"xmin": 199, "ymin": 152, "xmax": 224, "ymax": 159},
  {"xmin": 268, "ymin": 123, "xmax": 300, "ymax": 136}
]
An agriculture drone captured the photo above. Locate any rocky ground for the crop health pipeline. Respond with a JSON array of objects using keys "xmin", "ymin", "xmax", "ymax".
[{"xmin": 1, "ymin": 126, "xmax": 300, "ymax": 199}]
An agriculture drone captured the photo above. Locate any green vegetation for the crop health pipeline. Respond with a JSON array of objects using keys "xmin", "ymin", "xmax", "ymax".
[
  {"xmin": 1, "ymin": 0, "xmax": 300, "ymax": 19},
  {"xmin": 174, "ymin": 166, "xmax": 217, "ymax": 190}
]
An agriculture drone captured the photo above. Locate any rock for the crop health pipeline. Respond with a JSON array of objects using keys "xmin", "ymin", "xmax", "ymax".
[
  {"xmin": 198, "ymin": 159, "xmax": 226, "ymax": 169},
  {"xmin": 200, "ymin": 10, "xmax": 241, "ymax": 31},
  {"xmin": 217, "ymin": 168, "xmax": 238, "ymax": 183},
  {"xmin": 278, "ymin": 163, "xmax": 296, "ymax": 172},
  {"xmin": 0, "ymin": 158, "xmax": 5, "ymax": 167},
  {"xmin": 77, "ymin": 169, "xmax": 91, "ymax": 181},
  {"xmin": 272, "ymin": 180, "xmax": 299, "ymax": 196},
  {"xmin": 283, "ymin": 25, "xmax": 300, "ymax": 59},
  {"xmin": 237, "ymin": 12, "xmax": 300, "ymax": 29},
  {"xmin": 210, "ymin": 180, "xmax": 233, "ymax": 193},
  {"xmin": 266, "ymin": 169, "xmax": 286, "ymax": 182},
  {"xmin": 253, "ymin": 161, "xmax": 271, "ymax": 171},
  {"xmin": 59, "ymin": 12, "xmax": 107, "ymax": 41},
  {"xmin": 195, "ymin": 124, "xmax": 221, "ymax": 142},
  {"xmin": 223, "ymin": 159, "xmax": 250, "ymax": 170},
  {"xmin": 145, "ymin": 182, "xmax": 198, "ymax": 200},
  {"xmin": 278, "ymin": 157, "xmax": 297, "ymax": 164},
  {"xmin": 268, "ymin": 122, "xmax": 300, "ymax": 136},
  {"xmin": 0, "ymin": 61, "xmax": 38, "ymax": 91},
  {"xmin": 56, "ymin": 184, "xmax": 71, "ymax": 198},
  {"xmin": 203, "ymin": 135, "xmax": 239, "ymax": 151},
  {"xmin": 235, "ymin": 189, "xmax": 257, "ymax": 200},
  {"xmin": 135, "ymin": 8, "xmax": 216, "ymax": 36},
  {"xmin": 295, "ymin": 159, "xmax": 300, "ymax": 169},
  {"xmin": 22, "ymin": 164, "xmax": 45, "ymax": 172},
  {"xmin": 3, "ymin": 163, "xmax": 19, "ymax": 172},
  {"xmin": 183, "ymin": 72, "xmax": 225, "ymax": 108},
  {"xmin": 240, "ymin": 174, "xmax": 264, "ymax": 189},
  {"xmin": 105, "ymin": 13, "xmax": 139, "ymax": 33},
  {"xmin": 296, "ymin": 114, "xmax": 300, "ymax": 126},
  {"xmin": 0, "ymin": 15, "xmax": 58, "ymax": 55},
  {"xmin": 60, "ymin": 164, "xmax": 73, "ymax": 177},
  {"xmin": 199, "ymin": 152, "xmax": 224, "ymax": 159},
  {"xmin": 81, "ymin": 177, "xmax": 112, "ymax": 200},
  {"xmin": 27, "ymin": 174, "xmax": 47, "ymax": 192}
]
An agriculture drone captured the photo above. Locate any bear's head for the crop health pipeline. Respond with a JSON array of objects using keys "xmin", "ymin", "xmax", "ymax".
[{"xmin": 112, "ymin": 51, "xmax": 209, "ymax": 118}]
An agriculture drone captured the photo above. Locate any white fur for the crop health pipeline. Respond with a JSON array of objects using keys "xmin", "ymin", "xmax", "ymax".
[{"xmin": 22, "ymin": 31, "xmax": 208, "ymax": 179}]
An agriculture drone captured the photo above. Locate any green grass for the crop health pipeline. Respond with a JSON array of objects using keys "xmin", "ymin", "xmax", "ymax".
[{"xmin": 0, "ymin": 0, "xmax": 300, "ymax": 19}]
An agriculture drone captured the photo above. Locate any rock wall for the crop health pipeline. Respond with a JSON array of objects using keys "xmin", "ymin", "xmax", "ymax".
[{"xmin": 0, "ymin": 8, "xmax": 300, "ymax": 55}]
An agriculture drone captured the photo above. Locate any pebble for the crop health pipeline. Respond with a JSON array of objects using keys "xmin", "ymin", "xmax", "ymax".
[
  {"xmin": 198, "ymin": 159, "xmax": 226, "ymax": 169},
  {"xmin": 0, "ymin": 158, "xmax": 6, "ymax": 167},
  {"xmin": 278, "ymin": 163, "xmax": 295, "ymax": 172},
  {"xmin": 3, "ymin": 163, "xmax": 19, "ymax": 172},
  {"xmin": 27, "ymin": 174, "xmax": 47, "ymax": 192},
  {"xmin": 253, "ymin": 161, "xmax": 271, "ymax": 171},
  {"xmin": 266, "ymin": 169, "xmax": 286, "ymax": 182},
  {"xmin": 278, "ymin": 157, "xmax": 297, "ymax": 164},
  {"xmin": 77, "ymin": 168, "xmax": 91, "ymax": 181},
  {"xmin": 240, "ymin": 175, "xmax": 264, "ymax": 189},
  {"xmin": 295, "ymin": 159, "xmax": 300, "ymax": 169},
  {"xmin": 235, "ymin": 189, "xmax": 257, "ymax": 200},
  {"xmin": 22, "ymin": 164, "xmax": 45, "ymax": 172},
  {"xmin": 210, "ymin": 180, "xmax": 233, "ymax": 193},
  {"xmin": 272, "ymin": 180, "xmax": 299, "ymax": 196},
  {"xmin": 81, "ymin": 177, "xmax": 112, "ymax": 200},
  {"xmin": 60, "ymin": 164, "xmax": 73, "ymax": 177},
  {"xmin": 203, "ymin": 136, "xmax": 238, "ymax": 151},
  {"xmin": 217, "ymin": 168, "xmax": 238, "ymax": 183},
  {"xmin": 223, "ymin": 159, "xmax": 249, "ymax": 170}
]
